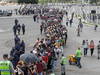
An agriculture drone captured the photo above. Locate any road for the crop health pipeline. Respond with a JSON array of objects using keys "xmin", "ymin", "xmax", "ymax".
[
  {"xmin": 59, "ymin": 12, "xmax": 100, "ymax": 75},
  {"xmin": 0, "ymin": 5, "xmax": 100, "ymax": 75},
  {"xmin": 0, "ymin": 16, "xmax": 42, "ymax": 59}
]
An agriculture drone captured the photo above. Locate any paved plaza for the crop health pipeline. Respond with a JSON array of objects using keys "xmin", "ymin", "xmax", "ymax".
[{"xmin": 0, "ymin": 5, "xmax": 100, "ymax": 75}]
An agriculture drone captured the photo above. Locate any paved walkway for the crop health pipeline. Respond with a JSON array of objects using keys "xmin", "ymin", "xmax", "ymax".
[
  {"xmin": 0, "ymin": 16, "xmax": 42, "ymax": 59},
  {"xmin": 0, "ymin": 5, "xmax": 100, "ymax": 75},
  {"xmin": 57, "ymin": 13, "xmax": 100, "ymax": 75}
]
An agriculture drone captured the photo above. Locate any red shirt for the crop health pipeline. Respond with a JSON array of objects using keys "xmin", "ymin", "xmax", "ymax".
[
  {"xmin": 42, "ymin": 56, "xmax": 48, "ymax": 63},
  {"xmin": 36, "ymin": 62, "xmax": 43, "ymax": 73}
]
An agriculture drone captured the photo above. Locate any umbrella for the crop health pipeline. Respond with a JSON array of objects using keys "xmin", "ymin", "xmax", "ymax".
[{"xmin": 20, "ymin": 53, "xmax": 39, "ymax": 64}]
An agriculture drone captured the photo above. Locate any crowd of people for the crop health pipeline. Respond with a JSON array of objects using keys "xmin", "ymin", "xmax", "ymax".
[
  {"xmin": 0, "ymin": 7, "xmax": 68, "ymax": 75},
  {"xmin": 1, "ymin": 4, "xmax": 100, "ymax": 75},
  {"xmin": 15, "ymin": 4, "xmax": 45, "ymax": 16},
  {"xmin": 30, "ymin": 8, "xmax": 68, "ymax": 75}
]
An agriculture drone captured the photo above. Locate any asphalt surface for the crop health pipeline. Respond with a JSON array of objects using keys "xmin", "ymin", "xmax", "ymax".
[
  {"xmin": 0, "ymin": 5, "xmax": 100, "ymax": 75},
  {"xmin": 0, "ymin": 16, "xmax": 42, "ymax": 59}
]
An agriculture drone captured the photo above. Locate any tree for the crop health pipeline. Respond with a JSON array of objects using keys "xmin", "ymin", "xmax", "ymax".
[
  {"xmin": 90, "ymin": 0, "xmax": 100, "ymax": 5},
  {"xmin": 18, "ymin": 0, "xmax": 38, "ymax": 4}
]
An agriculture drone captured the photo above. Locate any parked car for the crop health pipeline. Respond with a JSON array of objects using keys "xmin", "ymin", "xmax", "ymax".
[
  {"xmin": 0, "ymin": 10, "xmax": 12, "ymax": 17},
  {"xmin": 0, "ymin": 10, "xmax": 3, "ymax": 16}
]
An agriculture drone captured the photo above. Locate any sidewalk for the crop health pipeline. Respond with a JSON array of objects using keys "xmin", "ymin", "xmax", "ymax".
[{"xmin": 59, "ymin": 13, "xmax": 100, "ymax": 75}]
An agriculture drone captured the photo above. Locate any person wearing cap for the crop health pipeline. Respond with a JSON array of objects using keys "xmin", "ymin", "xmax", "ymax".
[{"xmin": 0, "ymin": 54, "xmax": 15, "ymax": 75}]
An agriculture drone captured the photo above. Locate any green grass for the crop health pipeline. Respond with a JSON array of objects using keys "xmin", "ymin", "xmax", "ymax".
[
  {"xmin": 38, "ymin": 0, "xmax": 76, "ymax": 4},
  {"xmin": 38, "ymin": 0, "xmax": 90, "ymax": 4}
]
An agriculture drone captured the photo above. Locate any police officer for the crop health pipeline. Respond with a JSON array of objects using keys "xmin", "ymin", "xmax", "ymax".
[
  {"xmin": 60, "ymin": 54, "xmax": 67, "ymax": 75},
  {"xmin": 13, "ymin": 25, "xmax": 17, "ymax": 36},
  {"xmin": 22, "ymin": 24, "xmax": 25, "ymax": 35},
  {"xmin": 20, "ymin": 40, "xmax": 25, "ymax": 54},
  {"xmin": 15, "ymin": 19, "xmax": 18, "ymax": 26},
  {"xmin": 14, "ymin": 35, "xmax": 20, "ymax": 46},
  {"xmin": 17, "ymin": 24, "xmax": 21, "ymax": 35},
  {"xmin": 97, "ymin": 41, "xmax": 100, "ymax": 59},
  {"xmin": 0, "ymin": 54, "xmax": 14, "ymax": 75}
]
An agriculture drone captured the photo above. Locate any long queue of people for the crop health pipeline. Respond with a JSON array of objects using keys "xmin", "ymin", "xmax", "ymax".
[
  {"xmin": 15, "ymin": 4, "xmax": 46, "ymax": 16},
  {"xmin": 13, "ymin": 8, "xmax": 67, "ymax": 75},
  {"xmin": 0, "ymin": 7, "xmax": 68, "ymax": 75},
  {"xmin": 29, "ymin": 8, "xmax": 68, "ymax": 75}
]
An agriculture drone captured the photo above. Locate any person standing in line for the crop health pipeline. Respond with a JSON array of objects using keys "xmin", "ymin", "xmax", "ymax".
[
  {"xmin": 13, "ymin": 25, "xmax": 17, "ymax": 36},
  {"xmin": 15, "ymin": 61, "xmax": 24, "ymax": 75},
  {"xmin": 76, "ymin": 47, "xmax": 82, "ymax": 68},
  {"xmin": 63, "ymin": 31, "xmax": 67, "ymax": 45},
  {"xmin": 40, "ymin": 24, "xmax": 43, "ymax": 34},
  {"xmin": 22, "ymin": 24, "xmax": 25, "ymax": 35},
  {"xmin": 36, "ymin": 61, "xmax": 44, "ymax": 75},
  {"xmin": 37, "ymin": 14, "xmax": 39, "ymax": 23},
  {"xmin": 66, "ymin": 18, "xmax": 69, "ymax": 26},
  {"xmin": 89, "ymin": 40, "xmax": 95, "ymax": 56},
  {"xmin": 66, "ymin": 11, "xmax": 68, "ymax": 16},
  {"xmin": 33, "ymin": 15, "xmax": 37, "ymax": 22},
  {"xmin": 97, "ymin": 41, "xmax": 100, "ymax": 59}
]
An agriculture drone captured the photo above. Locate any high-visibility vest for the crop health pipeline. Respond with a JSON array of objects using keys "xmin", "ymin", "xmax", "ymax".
[
  {"xmin": 0, "ymin": 61, "xmax": 11, "ymax": 75},
  {"xmin": 61, "ymin": 57, "xmax": 67, "ymax": 65},
  {"xmin": 76, "ymin": 49, "xmax": 82, "ymax": 57}
]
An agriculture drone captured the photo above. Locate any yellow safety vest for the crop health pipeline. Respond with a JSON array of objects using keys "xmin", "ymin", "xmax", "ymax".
[
  {"xmin": 61, "ymin": 57, "xmax": 67, "ymax": 65},
  {"xmin": 0, "ymin": 61, "xmax": 11, "ymax": 75}
]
